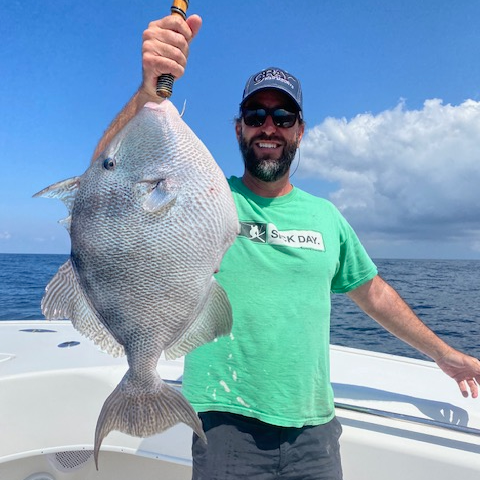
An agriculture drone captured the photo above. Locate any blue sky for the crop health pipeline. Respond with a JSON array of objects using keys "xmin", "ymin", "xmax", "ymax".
[{"xmin": 2, "ymin": 0, "xmax": 480, "ymax": 259}]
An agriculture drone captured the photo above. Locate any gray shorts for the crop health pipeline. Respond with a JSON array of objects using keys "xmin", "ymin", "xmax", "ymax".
[{"xmin": 191, "ymin": 412, "xmax": 343, "ymax": 480}]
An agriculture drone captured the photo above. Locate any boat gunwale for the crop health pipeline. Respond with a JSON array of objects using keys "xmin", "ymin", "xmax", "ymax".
[{"xmin": 165, "ymin": 378, "xmax": 480, "ymax": 438}]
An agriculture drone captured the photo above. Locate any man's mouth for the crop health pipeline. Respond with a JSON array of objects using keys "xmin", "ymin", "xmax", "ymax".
[{"xmin": 255, "ymin": 140, "xmax": 283, "ymax": 150}]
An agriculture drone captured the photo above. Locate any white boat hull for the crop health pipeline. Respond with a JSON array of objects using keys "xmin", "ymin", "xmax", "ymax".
[{"xmin": 1, "ymin": 321, "xmax": 479, "ymax": 479}]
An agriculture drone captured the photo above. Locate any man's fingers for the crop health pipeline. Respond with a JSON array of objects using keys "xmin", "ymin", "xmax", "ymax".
[
  {"xmin": 467, "ymin": 378, "xmax": 479, "ymax": 398},
  {"xmin": 186, "ymin": 14, "xmax": 202, "ymax": 39},
  {"xmin": 146, "ymin": 15, "xmax": 195, "ymax": 42},
  {"xmin": 457, "ymin": 378, "xmax": 479, "ymax": 398},
  {"xmin": 458, "ymin": 380, "xmax": 469, "ymax": 398},
  {"xmin": 141, "ymin": 14, "xmax": 202, "ymax": 89}
]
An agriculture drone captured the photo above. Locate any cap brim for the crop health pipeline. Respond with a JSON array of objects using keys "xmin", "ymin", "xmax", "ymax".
[{"xmin": 240, "ymin": 85, "xmax": 302, "ymax": 112}]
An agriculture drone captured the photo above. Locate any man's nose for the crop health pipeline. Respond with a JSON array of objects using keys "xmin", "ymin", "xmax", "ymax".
[{"xmin": 260, "ymin": 114, "xmax": 277, "ymax": 135}]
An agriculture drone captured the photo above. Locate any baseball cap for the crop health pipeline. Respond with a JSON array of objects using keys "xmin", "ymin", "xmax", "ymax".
[{"xmin": 240, "ymin": 67, "xmax": 303, "ymax": 113}]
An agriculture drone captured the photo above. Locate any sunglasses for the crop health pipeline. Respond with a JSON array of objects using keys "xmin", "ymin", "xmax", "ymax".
[{"xmin": 241, "ymin": 107, "xmax": 300, "ymax": 128}]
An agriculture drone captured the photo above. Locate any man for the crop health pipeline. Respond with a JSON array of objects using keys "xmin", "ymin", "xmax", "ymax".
[{"xmin": 93, "ymin": 14, "xmax": 480, "ymax": 480}]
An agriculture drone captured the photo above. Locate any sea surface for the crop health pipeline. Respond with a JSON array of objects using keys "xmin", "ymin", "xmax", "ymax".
[{"xmin": 0, "ymin": 253, "xmax": 479, "ymax": 361}]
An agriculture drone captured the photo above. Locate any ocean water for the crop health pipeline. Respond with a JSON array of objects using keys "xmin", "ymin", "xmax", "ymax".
[
  {"xmin": 331, "ymin": 258, "xmax": 480, "ymax": 360},
  {"xmin": 0, "ymin": 254, "xmax": 69, "ymax": 321},
  {"xmin": 0, "ymin": 253, "xmax": 479, "ymax": 360}
]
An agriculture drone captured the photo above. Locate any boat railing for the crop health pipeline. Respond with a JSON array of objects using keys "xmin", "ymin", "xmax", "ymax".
[
  {"xmin": 165, "ymin": 379, "xmax": 480, "ymax": 438},
  {"xmin": 335, "ymin": 401, "xmax": 480, "ymax": 437}
]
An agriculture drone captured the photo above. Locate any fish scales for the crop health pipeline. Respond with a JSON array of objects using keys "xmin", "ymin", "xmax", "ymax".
[{"xmin": 34, "ymin": 100, "xmax": 239, "ymax": 468}]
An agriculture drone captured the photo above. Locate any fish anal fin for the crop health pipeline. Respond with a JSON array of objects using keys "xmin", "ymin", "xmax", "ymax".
[
  {"xmin": 42, "ymin": 259, "xmax": 124, "ymax": 357},
  {"xmin": 165, "ymin": 278, "xmax": 233, "ymax": 360}
]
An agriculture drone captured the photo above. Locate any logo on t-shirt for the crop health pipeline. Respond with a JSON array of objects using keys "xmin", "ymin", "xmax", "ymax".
[
  {"xmin": 240, "ymin": 222, "xmax": 267, "ymax": 243},
  {"xmin": 239, "ymin": 222, "xmax": 325, "ymax": 251}
]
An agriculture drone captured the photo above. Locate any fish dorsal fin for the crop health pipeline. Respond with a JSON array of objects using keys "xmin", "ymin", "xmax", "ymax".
[
  {"xmin": 33, "ymin": 176, "xmax": 81, "ymax": 213},
  {"xmin": 42, "ymin": 259, "xmax": 125, "ymax": 357},
  {"xmin": 33, "ymin": 177, "xmax": 81, "ymax": 233},
  {"xmin": 164, "ymin": 277, "xmax": 233, "ymax": 360}
]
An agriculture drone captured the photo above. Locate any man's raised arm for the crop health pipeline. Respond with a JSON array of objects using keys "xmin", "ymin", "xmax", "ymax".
[{"xmin": 91, "ymin": 14, "xmax": 202, "ymax": 162}]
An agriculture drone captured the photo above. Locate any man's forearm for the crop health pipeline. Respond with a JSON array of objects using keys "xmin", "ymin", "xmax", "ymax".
[
  {"xmin": 347, "ymin": 275, "xmax": 452, "ymax": 362},
  {"xmin": 91, "ymin": 89, "xmax": 160, "ymax": 162}
]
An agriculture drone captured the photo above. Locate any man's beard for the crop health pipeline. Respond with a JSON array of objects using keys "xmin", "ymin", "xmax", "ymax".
[{"xmin": 238, "ymin": 132, "xmax": 299, "ymax": 182}]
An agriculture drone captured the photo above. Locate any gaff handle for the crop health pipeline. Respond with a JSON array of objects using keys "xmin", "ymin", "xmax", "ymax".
[{"xmin": 156, "ymin": 0, "xmax": 190, "ymax": 98}]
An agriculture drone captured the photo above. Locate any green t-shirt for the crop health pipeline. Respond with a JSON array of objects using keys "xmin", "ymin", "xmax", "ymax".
[{"xmin": 182, "ymin": 176, "xmax": 377, "ymax": 427}]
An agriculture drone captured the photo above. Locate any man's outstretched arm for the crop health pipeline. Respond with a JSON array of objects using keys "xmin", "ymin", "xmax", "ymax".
[{"xmin": 348, "ymin": 274, "xmax": 480, "ymax": 398}]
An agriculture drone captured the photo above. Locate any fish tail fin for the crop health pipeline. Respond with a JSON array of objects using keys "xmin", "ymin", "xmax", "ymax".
[{"xmin": 94, "ymin": 372, "xmax": 205, "ymax": 469}]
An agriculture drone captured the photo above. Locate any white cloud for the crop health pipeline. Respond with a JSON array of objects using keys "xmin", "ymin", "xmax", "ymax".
[
  {"xmin": 300, "ymin": 98, "xmax": 480, "ymax": 254},
  {"xmin": 0, "ymin": 231, "xmax": 12, "ymax": 240}
]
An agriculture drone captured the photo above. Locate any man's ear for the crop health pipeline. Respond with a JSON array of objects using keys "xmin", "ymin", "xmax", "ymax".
[
  {"xmin": 235, "ymin": 121, "xmax": 242, "ymax": 142},
  {"xmin": 297, "ymin": 123, "xmax": 305, "ymax": 146}
]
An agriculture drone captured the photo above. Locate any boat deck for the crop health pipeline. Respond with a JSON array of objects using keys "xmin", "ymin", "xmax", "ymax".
[{"xmin": 1, "ymin": 320, "xmax": 479, "ymax": 480}]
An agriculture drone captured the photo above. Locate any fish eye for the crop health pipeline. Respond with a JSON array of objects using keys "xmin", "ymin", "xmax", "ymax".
[{"xmin": 103, "ymin": 157, "xmax": 116, "ymax": 171}]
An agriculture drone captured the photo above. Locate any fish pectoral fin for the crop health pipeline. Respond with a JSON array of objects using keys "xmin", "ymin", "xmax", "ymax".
[
  {"xmin": 140, "ymin": 179, "xmax": 177, "ymax": 213},
  {"xmin": 42, "ymin": 259, "xmax": 124, "ymax": 357},
  {"xmin": 165, "ymin": 278, "xmax": 233, "ymax": 360},
  {"xmin": 94, "ymin": 372, "xmax": 205, "ymax": 469}
]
